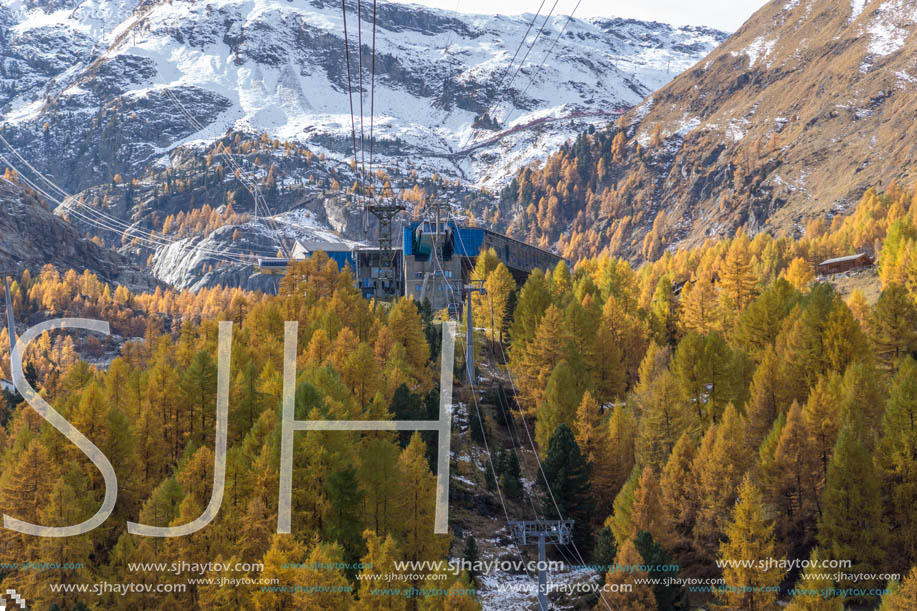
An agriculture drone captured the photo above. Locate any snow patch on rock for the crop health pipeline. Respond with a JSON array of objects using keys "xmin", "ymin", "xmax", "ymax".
[
  {"xmin": 850, "ymin": 0, "xmax": 869, "ymax": 22},
  {"xmin": 733, "ymin": 36, "xmax": 777, "ymax": 68},
  {"xmin": 867, "ymin": 0, "xmax": 915, "ymax": 57},
  {"xmin": 1, "ymin": 0, "xmax": 727, "ymax": 189}
]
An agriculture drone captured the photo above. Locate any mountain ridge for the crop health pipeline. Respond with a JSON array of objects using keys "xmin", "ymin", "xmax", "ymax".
[{"xmin": 493, "ymin": 0, "xmax": 917, "ymax": 262}]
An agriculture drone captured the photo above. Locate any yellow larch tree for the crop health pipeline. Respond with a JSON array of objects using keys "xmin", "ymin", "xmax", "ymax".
[{"xmin": 718, "ymin": 475, "xmax": 784, "ymax": 611}]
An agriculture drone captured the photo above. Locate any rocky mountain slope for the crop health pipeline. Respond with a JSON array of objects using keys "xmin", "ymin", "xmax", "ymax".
[
  {"xmin": 53, "ymin": 133, "xmax": 374, "ymax": 290},
  {"xmin": 0, "ymin": 177, "xmax": 156, "ymax": 290},
  {"xmin": 496, "ymin": 0, "xmax": 917, "ymax": 261}
]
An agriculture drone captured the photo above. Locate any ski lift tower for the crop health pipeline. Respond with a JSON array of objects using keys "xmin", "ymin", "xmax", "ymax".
[
  {"xmin": 464, "ymin": 279, "xmax": 485, "ymax": 385},
  {"xmin": 509, "ymin": 520, "xmax": 575, "ymax": 611},
  {"xmin": 368, "ymin": 195, "xmax": 405, "ymax": 301},
  {"xmin": 418, "ymin": 192, "xmax": 455, "ymax": 305}
]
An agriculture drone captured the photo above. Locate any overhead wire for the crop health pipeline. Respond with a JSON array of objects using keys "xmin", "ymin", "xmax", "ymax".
[
  {"xmin": 449, "ymin": 230, "xmax": 545, "ymax": 525},
  {"xmin": 485, "ymin": 297, "xmax": 544, "ymax": 521},
  {"xmin": 7, "ymin": 0, "xmax": 603, "ymax": 599},
  {"xmin": 364, "ymin": 0, "xmax": 378, "ymax": 236},
  {"xmin": 368, "ymin": 0, "xmax": 377, "ymax": 203},
  {"xmin": 0, "ymin": 171, "xmax": 258, "ymax": 263},
  {"xmin": 501, "ymin": 0, "xmax": 583, "ymax": 127},
  {"xmin": 173, "ymin": 3, "xmax": 608, "ymax": 602},
  {"xmin": 0, "ymin": 137, "xmax": 276, "ymax": 262},
  {"xmin": 357, "ymin": 0, "xmax": 367, "ymax": 204},
  {"xmin": 441, "ymin": 0, "xmax": 464, "ymax": 56},
  {"xmin": 0, "ymin": 132, "xmax": 70, "ymax": 200},
  {"xmin": 493, "ymin": 326, "xmax": 615, "ymax": 611},
  {"xmin": 466, "ymin": 366, "xmax": 541, "ymax": 586},
  {"xmin": 500, "ymin": 0, "xmax": 561, "ymax": 97},
  {"xmin": 157, "ymin": 86, "xmax": 289, "ymax": 257},
  {"xmin": 426, "ymin": 238, "xmax": 541, "ymax": 591},
  {"xmin": 120, "ymin": 54, "xmax": 282, "ymax": 243},
  {"xmin": 482, "ymin": 279, "xmax": 609, "ymax": 604},
  {"xmin": 431, "ymin": 242, "xmax": 610, "ymax": 607},
  {"xmin": 0, "ymin": 125, "xmax": 277, "ymax": 259},
  {"xmin": 341, "ymin": 0, "xmax": 362, "ymax": 216},
  {"xmin": 451, "ymin": 0, "xmax": 564, "ymax": 193},
  {"xmin": 0, "ymin": 148, "xmax": 143, "ymax": 241},
  {"xmin": 2, "ymin": 6, "xmax": 391, "ymax": 267},
  {"xmin": 456, "ymin": 0, "xmax": 547, "ymax": 155},
  {"xmin": 15, "ymin": 176, "xmax": 266, "ymax": 262},
  {"xmin": 490, "ymin": 0, "xmax": 547, "ymax": 97},
  {"xmin": 431, "ymin": 227, "xmax": 620, "ymax": 608}
]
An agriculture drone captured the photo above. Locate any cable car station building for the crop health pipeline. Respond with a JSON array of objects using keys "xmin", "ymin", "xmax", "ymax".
[
  {"xmin": 258, "ymin": 223, "xmax": 562, "ymax": 309},
  {"xmin": 401, "ymin": 221, "xmax": 563, "ymax": 311}
]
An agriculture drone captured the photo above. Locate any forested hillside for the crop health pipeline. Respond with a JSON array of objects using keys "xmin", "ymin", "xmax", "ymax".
[
  {"xmin": 10, "ymin": 0, "xmax": 917, "ymax": 608},
  {"xmin": 0, "ymin": 176, "xmax": 155, "ymax": 291},
  {"xmin": 473, "ymin": 179, "xmax": 917, "ymax": 608},
  {"xmin": 0, "ymin": 255, "xmax": 470, "ymax": 609},
  {"xmin": 6, "ymin": 179, "xmax": 917, "ymax": 608}
]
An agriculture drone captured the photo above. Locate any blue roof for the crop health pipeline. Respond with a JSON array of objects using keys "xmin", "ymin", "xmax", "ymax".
[
  {"xmin": 403, "ymin": 221, "xmax": 486, "ymax": 257},
  {"xmin": 455, "ymin": 226, "xmax": 485, "ymax": 257},
  {"xmin": 292, "ymin": 248, "xmax": 354, "ymax": 271}
]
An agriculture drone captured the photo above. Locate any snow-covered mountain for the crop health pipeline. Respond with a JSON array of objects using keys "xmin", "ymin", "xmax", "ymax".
[
  {"xmin": 0, "ymin": 0, "xmax": 725, "ymax": 289},
  {"xmin": 0, "ymin": 0, "xmax": 725, "ymax": 190}
]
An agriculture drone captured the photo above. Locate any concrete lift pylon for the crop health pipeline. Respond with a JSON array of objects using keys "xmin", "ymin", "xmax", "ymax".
[{"xmin": 368, "ymin": 198, "xmax": 405, "ymax": 301}]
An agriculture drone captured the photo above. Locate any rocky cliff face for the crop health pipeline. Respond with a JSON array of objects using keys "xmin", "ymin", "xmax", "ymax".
[
  {"xmin": 0, "ymin": 178, "xmax": 156, "ymax": 290},
  {"xmin": 629, "ymin": 0, "xmax": 917, "ymax": 236}
]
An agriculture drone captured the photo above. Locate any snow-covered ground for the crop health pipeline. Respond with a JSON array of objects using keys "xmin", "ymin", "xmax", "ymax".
[{"xmin": 865, "ymin": 0, "xmax": 916, "ymax": 57}]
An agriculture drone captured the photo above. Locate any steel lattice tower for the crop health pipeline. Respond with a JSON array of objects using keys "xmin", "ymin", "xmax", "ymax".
[{"xmin": 368, "ymin": 198, "xmax": 405, "ymax": 300}]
